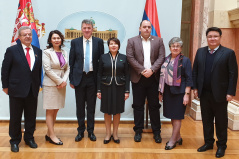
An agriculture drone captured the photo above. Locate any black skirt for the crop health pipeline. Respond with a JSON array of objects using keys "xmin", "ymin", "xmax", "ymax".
[
  {"xmin": 100, "ymin": 78, "xmax": 125, "ymax": 115},
  {"xmin": 163, "ymin": 84, "xmax": 186, "ymax": 119}
]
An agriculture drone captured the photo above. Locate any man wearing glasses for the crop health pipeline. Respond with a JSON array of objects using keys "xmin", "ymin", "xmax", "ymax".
[
  {"xmin": 192, "ymin": 27, "xmax": 238, "ymax": 158},
  {"xmin": 1, "ymin": 26, "xmax": 42, "ymax": 152}
]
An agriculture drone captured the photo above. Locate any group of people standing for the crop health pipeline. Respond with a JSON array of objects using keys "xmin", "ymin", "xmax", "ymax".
[{"xmin": 1, "ymin": 19, "xmax": 238, "ymax": 158}]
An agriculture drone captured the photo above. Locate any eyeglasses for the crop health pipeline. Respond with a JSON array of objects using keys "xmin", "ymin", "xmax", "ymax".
[
  {"xmin": 20, "ymin": 33, "xmax": 32, "ymax": 37},
  {"xmin": 170, "ymin": 45, "xmax": 181, "ymax": 49},
  {"xmin": 207, "ymin": 35, "xmax": 220, "ymax": 39}
]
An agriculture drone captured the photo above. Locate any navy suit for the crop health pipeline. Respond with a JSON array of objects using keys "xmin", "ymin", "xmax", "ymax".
[
  {"xmin": 69, "ymin": 36, "xmax": 104, "ymax": 133},
  {"xmin": 1, "ymin": 43, "xmax": 42, "ymax": 144},
  {"xmin": 192, "ymin": 45, "xmax": 238, "ymax": 148}
]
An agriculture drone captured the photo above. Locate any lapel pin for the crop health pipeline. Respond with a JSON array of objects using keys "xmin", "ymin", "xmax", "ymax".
[{"xmin": 35, "ymin": 54, "xmax": 37, "ymax": 57}]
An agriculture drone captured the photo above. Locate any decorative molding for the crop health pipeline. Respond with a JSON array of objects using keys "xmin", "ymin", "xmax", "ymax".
[{"xmin": 228, "ymin": 8, "xmax": 239, "ymax": 28}]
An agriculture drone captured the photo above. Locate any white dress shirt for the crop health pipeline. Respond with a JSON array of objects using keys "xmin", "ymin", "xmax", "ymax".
[
  {"xmin": 141, "ymin": 36, "xmax": 151, "ymax": 69},
  {"xmin": 83, "ymin": 36, "xmax": 93, "ymax": 71},
  {"xmin": 22, "ymin": 44, "xmax": 35, "ymax": 71}
]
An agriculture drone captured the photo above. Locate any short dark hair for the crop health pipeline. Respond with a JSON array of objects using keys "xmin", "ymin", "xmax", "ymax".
[
  {"xmin": 107, "ymin": 37, "xmax": 120, "ymax": 49},
  {"xmin": 206, "ymin": 27, "xmax": 222, "ymax": 36},
  {"xmin": 140, "ymin": 20, "xmax": 151, "ymax": 27},
  {"xmin": 47, "ymin": 30, "xmax": 65, "ymax": 49}
]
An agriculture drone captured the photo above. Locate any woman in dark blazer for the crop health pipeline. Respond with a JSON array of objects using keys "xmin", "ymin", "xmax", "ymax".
[
  {"xmin": 97, "ymin": 37, "xmax": 130, "ymax": 144},
  {"xmin": 158, "ymin": 37, "xmax": 193, "ymax": 150}
]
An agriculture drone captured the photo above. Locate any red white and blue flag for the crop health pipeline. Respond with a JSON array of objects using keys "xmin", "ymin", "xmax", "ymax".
[
  {"xmin": 142, "ymin": 0, "xmax": 161, "ymax": 37},
  {"xmin": 11, "ymin": 0, "xmax": 45, "ymax": 88}
]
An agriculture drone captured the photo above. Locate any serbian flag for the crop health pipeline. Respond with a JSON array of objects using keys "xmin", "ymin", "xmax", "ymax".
[
  {"xmin": 11, "ymin": 0, "xmax": 44, "ymax": 88},
  {"xmin": 142, "ymin": 0, "xmax": 161, "ymax": 37}
]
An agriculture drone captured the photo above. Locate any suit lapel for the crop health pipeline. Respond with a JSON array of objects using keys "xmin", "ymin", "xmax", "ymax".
[
  {"xmin": 50, "ymin": 48, "xmax": 61, "ymax": 68},
  {"xmin": 137, "ymin": 36, "xmax": 144, "ymax": 58},
  {"xmin": 79, "ymin": 37, "xmax": 84, "ymax": 59},
  {"xmin": 17, "ymin": 44, "xmax": 31, "ymax": 70},
  {"xmin": 150, "ymin": 36, "xmax": 155, "ymax": 62},
  {"xmin": 92, "ymin": 36, "xmax": 96, "ymax": 61},
  {"xmin": 211, "ymin": 46, "xmax": 224, "ymax": 71},
  {"xmin": 32, "ymin": 46, "xmax": 39, "ymax": 71},
  {"xmin": 201, "ymin": 47, "xmax": 207, "ymax": 73}
]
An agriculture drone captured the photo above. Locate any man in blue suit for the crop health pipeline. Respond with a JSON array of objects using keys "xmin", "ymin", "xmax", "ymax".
[
  {"xmin": 69, "ymin": 19, "xmax": 104, "ymax": 142},
  {"xmin": 1, "ymin": 26, "xmax": 42, "ymax": 152}
]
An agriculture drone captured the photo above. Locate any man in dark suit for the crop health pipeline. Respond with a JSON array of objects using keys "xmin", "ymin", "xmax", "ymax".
[
  {"xmin": 193, "ymin": 27, "xmax": 238, "ymax": 158},
  {"xmin": 1, "ymin": 26, "xmax": 42, "ymax": 152},
  {"xmin": 69, "ymin": 19, "xmax": 104, "ymax": 142},
  {"xmin": 126, "ymin": 20, "xmax": 165, "ymax": 143}
]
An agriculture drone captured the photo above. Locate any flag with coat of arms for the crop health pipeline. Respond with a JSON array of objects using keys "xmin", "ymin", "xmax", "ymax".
[{"xmin": 11, "ymin": 0, "xmax": 45, "ymax": 88}]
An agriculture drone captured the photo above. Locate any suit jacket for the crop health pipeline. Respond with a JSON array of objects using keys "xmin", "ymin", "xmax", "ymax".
[
  {"xmin": 97, "ymin": 52, "xmax": 130, "ymax": 93},
  {"xmin": 69, "ymin": 36, "xmax": 104, "ymax": 86},
  {"xmin": 192, "ymin": 45, "xmax": 238, "ymax": 102},
  {"xmin": 126, "ymin": 35, "xmax": 165, "ymax": 83},
  {"xmin": 42, "ymin": 48, "xmax": 70, "ymax": 86},
  {"xmin": 1, "ymin": 43, "xmax": 42, "ymax": 98}
]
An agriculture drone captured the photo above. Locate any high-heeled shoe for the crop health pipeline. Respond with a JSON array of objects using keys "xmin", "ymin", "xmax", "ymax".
[
  {"xmin": 165, "ymin": 141, "xmax": 176, "ymax": 150},
  {"xmin": 176, "ymin": 138, "xmax": 183, "ymax": 145},
  {"xmin": 48, "ymin": 137, "xmax": 63, "ymax": 145},
  {"xmin": 45, "ymin": 135, "xmax": 62, "ymax": 142},
  {"xmin": 111, "ymin": 135, "xmax": 120, "ymax": 144}
]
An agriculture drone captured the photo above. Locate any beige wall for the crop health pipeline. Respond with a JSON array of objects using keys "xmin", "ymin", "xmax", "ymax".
[{"xmin": 208, "ymin": 0, "xmax": 238, "ymax": 28}]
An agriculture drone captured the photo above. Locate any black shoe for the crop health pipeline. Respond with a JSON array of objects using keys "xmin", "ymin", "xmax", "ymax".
[
  {"xmin": 25, "ymin": 140, "xmax": 38, "ymax": 148},
  {"xmin": 11, "ymin": 144, "xmax": 19, "ymax": 152},
  {"xmin": 45, "ymin": 135, "xmax": 50, "ymax": 141},
  {"xmin": 176, "ymin": 138, "xmax": 183, "ymax": 145},
  {"xmin": 112, "ymin": 135, "xmax": 120, "ymax": 144},
  {"xmin": 48, "ymin": 137, "xmax": 63, "ymax": 145},
  {"xmin": 165, "ymin": 141, "xmax": 176, "ymax": 150},
  {"xmin": 134, "ymin": 133, "xmax": 142, "ymax": 142},
  {"xmin": 88, "ymin": 133, "xmax": 96, "ymax": 141},
  {"xmin": 197, "ymin": 144, "xmax": 213, "ymax": 152},
  {"xmin": 75, "ymin": 133, "xmax": 84, "ymax": 142},
  {"xmin": 216, "ymin": 147, "xmax": 225, "ymax": 158},
  {"xmin": 153, "ymin": 134, "xmax": 162, "ymax": 143},
  {"xmin": 103, "ymin": 136, "xmax": 111, "ymax": 144}
]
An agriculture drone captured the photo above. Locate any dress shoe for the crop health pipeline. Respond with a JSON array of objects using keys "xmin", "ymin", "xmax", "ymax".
[
  {"xmin": 11, "ymin": 144, "xmax": 19, "ymax": 152},
  {"xmin": 88, "ymin": 133, "xmax": 96, "ymax": 141},
  {"xmin": 75, "ymin": 133, "xmax": 84, "ymax": 142},
  {"xmin": 103, "ymin": 136, "xmax": 111, "ymax": 144},
  {"xmin": 165, "ymin": 141, "xmax": 176, "ymax": 150},
  {"xmin": 112, "ymin": 135, "xmax": 120, "ymax": 144},
  {"xmin": 176, "ymin": 138, "xmax": 183, "ymax": 145},
  {"xmin": 45, "ymin": 135, "xmax": 61, "ymax": 142},
  {"xmin": 153, "ymin": 134, "xmax": 162, "ymax": 143},
  {"xmin": 48, "ymin": 137, "xmax": 63, "ymax": 145},
  {"xmin": 197, "ymin": 144, "xmax": 213, "ymax": 152},
  {"xmin": 134, "ymin": 133, "xmax": 142, "ymax": 142},
  {"xmin": 25, "ymin": 140, "xmax": 38, "ymax": 148},
  {"xmin": 45, "ymin": 135, "xmax": 50, "ymax": 141},
  {"xmin": 216, "ymin": 147, "xmax": 225, "ymax": 158}
]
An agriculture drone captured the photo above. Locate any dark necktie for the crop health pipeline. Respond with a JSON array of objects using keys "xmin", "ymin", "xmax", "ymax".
[{"xmin": 25, "ymin": 47, "xmax": 31, "ymax": 68}]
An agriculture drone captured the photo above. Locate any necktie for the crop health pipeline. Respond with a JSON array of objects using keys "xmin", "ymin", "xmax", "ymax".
[
  {"xmin": 26, "ymin": 47, "xmax": 31, "ymax": 68},
  {"xmin": 209, "ymin": 49, "xmax": 214, "ymax": 54},
  {"xmin": 85, "ymin": 40, "xmax": 90, "ymax": 73}
]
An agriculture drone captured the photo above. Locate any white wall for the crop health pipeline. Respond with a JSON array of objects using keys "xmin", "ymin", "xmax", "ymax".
[{"xmin": 0, "ymin": 0, "xmax": 182, "ymax": 120}]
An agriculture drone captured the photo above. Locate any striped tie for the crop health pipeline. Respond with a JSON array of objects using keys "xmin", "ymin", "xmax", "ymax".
[{"xmin": 209, "ymin": 49, "xmax": 214, "ymax": 54}]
